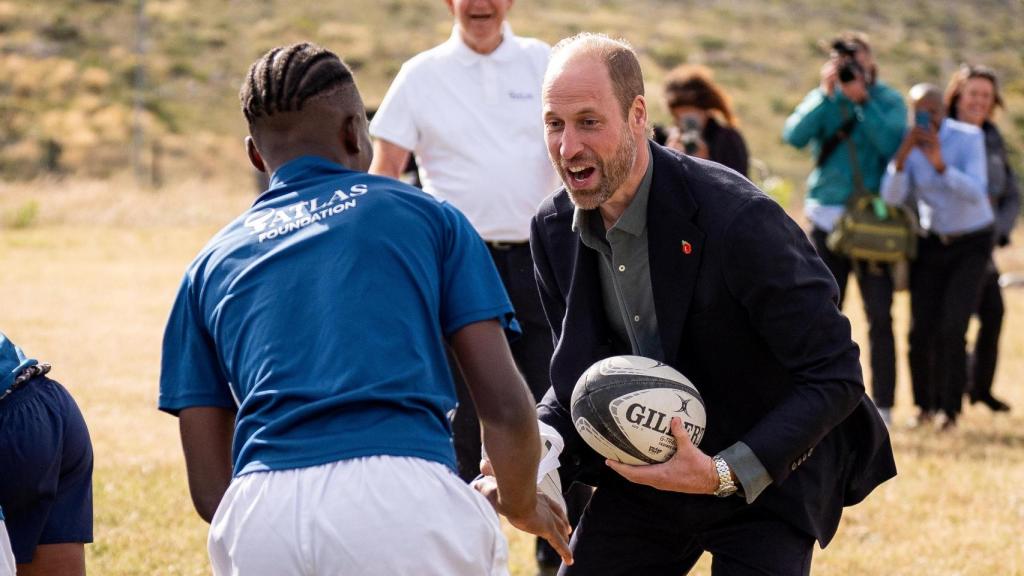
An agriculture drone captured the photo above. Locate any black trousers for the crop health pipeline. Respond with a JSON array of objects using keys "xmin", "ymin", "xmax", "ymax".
[
  {"xmin": 810, "ymin": 228, "xmax": 896, "ymax": 408},
  {"xmin": 909, "ymin": 231, "xmax": 993, "ymax": 417},
  {"xmin": 558, "ymin": 479, "xmax": 813, "ymax": 576},
  {"xmin": 448, "ymin": 242, "xmax": 591, "ymax": 567},
  {"xmin": 970, "ymin": 260, "xmax": 1003, "ymax": 398},
  {"xmin": 451, "ymin": 242, "xmax": 554, "ymax": 481}
]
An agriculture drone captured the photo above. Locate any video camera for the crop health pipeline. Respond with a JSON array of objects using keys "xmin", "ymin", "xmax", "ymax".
[{"xmin": 831, "ymin": 40, "xmax": 863, "ymax": 84}]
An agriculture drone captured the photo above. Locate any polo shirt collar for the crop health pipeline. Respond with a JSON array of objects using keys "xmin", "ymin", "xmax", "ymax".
[
  {"xmin": 447, "ymin": 21, "xmax": 518, "ymax": 66},
  {"xmin": 572, "ymin": 142, "xmax": 655, "ymax": 240},
  {"xmin": 258, "ymin": 155, "xmax": 353, "ymax": 205}
]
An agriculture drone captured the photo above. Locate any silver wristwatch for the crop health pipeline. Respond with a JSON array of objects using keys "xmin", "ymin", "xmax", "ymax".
[{"xmin": 712, "ymin": 455, "xmax": 738, "ymax": 498}]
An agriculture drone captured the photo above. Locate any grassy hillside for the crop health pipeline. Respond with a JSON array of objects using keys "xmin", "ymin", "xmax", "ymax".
[
  {"xmin": 2, "ymin": 0, "xmax": 1023, "ymax": 205},
  {"xmin": 1, "ymin": 217, "xmax": 1024, "ymax": 574}
]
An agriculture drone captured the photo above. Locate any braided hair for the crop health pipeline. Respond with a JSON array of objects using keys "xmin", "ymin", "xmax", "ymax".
[{"xmin": 240, "ymin": 43, "xmax": 354, "ymax": 124}]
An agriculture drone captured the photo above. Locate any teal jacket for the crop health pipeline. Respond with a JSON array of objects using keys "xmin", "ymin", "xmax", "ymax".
[
  {"xmin": 0, "ymin": 331, "xmax": 36, "ymax": 396},
  {"xmin": 783, "ymin": 82, "xmax": 906, "ymax": 205}
]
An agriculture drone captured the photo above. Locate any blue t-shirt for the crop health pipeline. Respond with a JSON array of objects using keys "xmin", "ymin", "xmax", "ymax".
[{"xmin": 159, "ymin": 156, "xmax": 518, "ymax": 477}]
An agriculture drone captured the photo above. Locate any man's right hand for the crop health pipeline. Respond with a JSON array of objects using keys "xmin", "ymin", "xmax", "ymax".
[
  {"xmin": 472, "ymin": 470, "xmax": 574, "ymax": 566},
  {"xmin": 819, "ymin": 60, "xmax": 838, "ymax": 96},
  {"xmin": 894, "ymin": 126, "xmax": 941, "ymax": 172}
]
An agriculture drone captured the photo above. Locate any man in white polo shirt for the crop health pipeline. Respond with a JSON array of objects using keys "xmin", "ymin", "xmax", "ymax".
[{"xmin": 369, "ymin": 2, "xmax": 570, "ymax": 573}]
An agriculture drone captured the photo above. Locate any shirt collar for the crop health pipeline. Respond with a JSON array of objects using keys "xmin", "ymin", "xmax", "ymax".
[
  {"xmin": 447, "ymin": 21, "xmax": 518, "ymax": 66},
  {"xmin": 572, "ymin": 142, "xmax": 655, "ymax": 240},
  {"xmin": 0, "ymin": 332, "xmax": 37, "ymax": 394},
  {"xmin": 257, "ymin": 156, "xmax": 354, "ymax": 206}
]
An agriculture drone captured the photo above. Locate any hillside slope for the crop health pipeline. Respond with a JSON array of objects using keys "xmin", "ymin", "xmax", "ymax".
[{"xmin": 2, "ymin": 0, "xmax": 1022, "ymax": 202}]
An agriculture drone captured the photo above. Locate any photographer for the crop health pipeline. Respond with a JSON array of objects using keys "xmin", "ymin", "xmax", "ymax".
[
  {"xmin": 660, "ymin": 64, "xmax": 749, "ymax": 176},
  {"xmin": 783, "ymin": 31, "xmax": 906, "ymax": 425},
  {"xmin": 881, "ymin": 84, "xmax": 990, "ymax": 430}
]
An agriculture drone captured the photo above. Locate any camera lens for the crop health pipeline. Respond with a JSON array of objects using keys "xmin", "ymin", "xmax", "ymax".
[{"xmin": 838, "ymin": 62, "xmax": 857, "ymax": 83}]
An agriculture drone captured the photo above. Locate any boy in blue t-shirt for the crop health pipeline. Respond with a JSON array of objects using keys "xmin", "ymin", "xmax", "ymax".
[{"xmin": 158, "ymin": 43, "xmax": 571, "ymax": 575}]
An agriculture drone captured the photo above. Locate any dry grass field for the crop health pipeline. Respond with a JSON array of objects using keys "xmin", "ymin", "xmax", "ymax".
[{"xmin": 1, "ymin": 179, "xmax": 1023, "ymax": 575}]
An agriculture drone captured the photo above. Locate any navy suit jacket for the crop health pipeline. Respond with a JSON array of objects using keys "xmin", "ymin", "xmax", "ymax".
[{"xmin": 530, "ymin": 143, "xmax": 895, "ymax": 546}]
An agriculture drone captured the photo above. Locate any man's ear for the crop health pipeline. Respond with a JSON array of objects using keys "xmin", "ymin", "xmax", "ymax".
[
  {"xmin": 631, "ymin": 95, "xmax": 648, "ymax": 131},
  {"xmin": 246, "ymin": 136, "xmax": 267, "ymax": 173},
  {"xmin": 340, "ymin": 114, "xmax": 363, "ymax": 157}
]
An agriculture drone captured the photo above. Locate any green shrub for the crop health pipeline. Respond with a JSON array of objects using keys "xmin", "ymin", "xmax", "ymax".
[{"xmin": 4, "ymin": 200, "xmax": 39, "ymax": 229}]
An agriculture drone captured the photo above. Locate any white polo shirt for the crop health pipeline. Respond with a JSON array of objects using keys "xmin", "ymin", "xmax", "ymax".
[{"xmin": 370, "ymin": 23, "xmax": 559, "ymax": 241}]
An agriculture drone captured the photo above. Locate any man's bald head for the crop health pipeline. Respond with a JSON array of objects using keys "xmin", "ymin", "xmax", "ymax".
[
  {"xmin": 909, "ymin": 83, "xmax": 946, "ymax": 127},
  {"xmin": 547, "ymin": 33, "xmax": 644, "ymax": 121},
  {"xmin": 239, "ymin": 43, "xmax": 371, "ymax": 173},
  {"xmin": 909, "ymin": 83, "xmax": 943, "ymax": 108}
]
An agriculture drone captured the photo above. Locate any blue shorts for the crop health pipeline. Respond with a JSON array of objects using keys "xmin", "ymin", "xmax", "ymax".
[{"xmin": 0, "ymin": 376, "xmax": 93, "ymax": 564}]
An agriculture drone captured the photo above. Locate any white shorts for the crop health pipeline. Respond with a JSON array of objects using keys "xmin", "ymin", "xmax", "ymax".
[
  {"xmin": 0, "ymin": 522, "xmax": 14, "ymax": 576},
  {"xmin": 208, "ymin": 455, "xmax": 509, "ymax": 576}
]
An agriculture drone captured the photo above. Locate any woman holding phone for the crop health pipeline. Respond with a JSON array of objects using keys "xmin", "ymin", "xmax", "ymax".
[{"xmin": 945, "ymin": 64, "xmax": 1019, "ymax": 413}]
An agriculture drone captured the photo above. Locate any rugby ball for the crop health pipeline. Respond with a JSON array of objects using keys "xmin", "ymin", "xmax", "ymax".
[{"xmin": 571, "ymin": 355, "xmax": 706, "ymax": 465}]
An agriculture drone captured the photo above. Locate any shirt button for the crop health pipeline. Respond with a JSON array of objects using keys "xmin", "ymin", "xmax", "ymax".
[
  {"xmin": 618, "ymin": 265, "xmax": 626, "ymax": 272},
  {"xmin": 633, "ymin": 315, "xmax": 640, "ymax": 322}
]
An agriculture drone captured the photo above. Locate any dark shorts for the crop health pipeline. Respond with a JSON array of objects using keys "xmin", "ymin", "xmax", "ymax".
[{"xmin": 0, "ymin": 376, "xmax": 93, "ymax": 564}]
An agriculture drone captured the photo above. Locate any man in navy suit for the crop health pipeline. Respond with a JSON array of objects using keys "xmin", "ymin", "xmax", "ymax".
[{"xmin": 522, "ymin": 33, "xmax": 896, "ymax": 575}]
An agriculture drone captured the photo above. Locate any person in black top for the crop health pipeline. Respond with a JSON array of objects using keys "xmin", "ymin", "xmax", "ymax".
[
  {"xmin": 658, "ymin": 64, "xmax": 749, "ymax": 176},
  {"xmin": 945, "ymin": 64, "xmax": 1020, "ymax": 413},
  {"xmin": 0, "ymin": 332, "xmax": 93, "ymax": 576}
]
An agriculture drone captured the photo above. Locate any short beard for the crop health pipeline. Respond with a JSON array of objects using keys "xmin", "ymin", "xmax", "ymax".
[{"xmin": 561, "ymin": 130, "xmax": 637, "ymax": 211}]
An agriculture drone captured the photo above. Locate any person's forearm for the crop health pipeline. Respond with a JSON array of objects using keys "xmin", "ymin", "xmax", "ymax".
[
  {"xmin": 480, "ymin": 407, "xmax": 541, "ymax": 517},
  {"xmin": 450, "ymin": 321, "xmax": 540, "ymax": 518},
  {"xmin": 881, "ymin": 164, "xmax": 909, "ymax": 205},
  {"xmin": 368, "ymin": 139, "xmax": 411, "ymax": 179},
  {"xmin": 179, "ymin": 407, "xmax": 235, "ymax": 523},
  {"xmin": 782, "ymin": 89, "xmax": 829, "ymax": 148},
  {"xmin": 941, "ymin": 166, "xmax": 988, "ymax": 203},
  {"xmin": 859, "ymin": 97, "xmax": 907, "ymax": 158}
]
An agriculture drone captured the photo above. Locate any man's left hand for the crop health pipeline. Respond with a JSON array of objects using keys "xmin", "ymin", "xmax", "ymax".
[
  {"xmin": 605, "ymin": 417, "xmax": 719, "ymax": 494},
  {"xmin": 472, "ymin": 471, "xmax": 574, "ymax": 566}
]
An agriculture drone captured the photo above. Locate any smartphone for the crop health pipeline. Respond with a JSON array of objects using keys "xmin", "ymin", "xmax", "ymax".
[{"xmin": 915, "ymin": 110, "xmax": 931, "ymax": 130}]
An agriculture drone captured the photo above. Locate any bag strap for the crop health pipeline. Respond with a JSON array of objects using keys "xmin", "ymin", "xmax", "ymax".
[
  {"xmin": 816, "ymin": 109, "xmax": 858, "ymax": 168},
  {"xmin": 838, "ymin": 105, "xmax": 872, "ymax": 207}
]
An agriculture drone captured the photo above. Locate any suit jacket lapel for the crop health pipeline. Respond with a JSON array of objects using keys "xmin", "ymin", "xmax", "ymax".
[
  {"xmin": 647, "ymin": 145, "xmax": 705, "ymax": 366},
  {"xmin": 544, "ymin": 197, "xmax": 608, "ymax": 403}
]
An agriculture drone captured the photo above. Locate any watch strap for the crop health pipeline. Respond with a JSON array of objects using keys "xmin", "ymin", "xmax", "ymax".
[{"xmin": 712, "ymin": 455, "xmax": 738, "ymax": 498}]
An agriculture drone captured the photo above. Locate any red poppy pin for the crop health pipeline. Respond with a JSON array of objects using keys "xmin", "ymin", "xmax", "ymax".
[{"xmin": 681, "ymin": 240, "xmax": 693, "ymax": 255}]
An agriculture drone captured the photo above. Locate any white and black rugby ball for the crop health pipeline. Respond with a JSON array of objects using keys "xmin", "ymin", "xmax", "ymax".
[{"xmin": 571, "ymin": 355, "xmax": 706, "ymax": 465}]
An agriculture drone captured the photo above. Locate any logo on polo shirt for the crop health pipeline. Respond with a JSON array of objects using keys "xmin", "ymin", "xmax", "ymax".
[{"xmin": 244, "ymin": 184, "xmax": 369, "ymax": 242}]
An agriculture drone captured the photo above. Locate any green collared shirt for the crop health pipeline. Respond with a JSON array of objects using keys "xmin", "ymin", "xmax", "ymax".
[
  {"xmin": 570, "ymin": 144, "xmax": 771, "ymax": 503},
  {"xmin": 573, "ymin": 153, "xmax": 663, "ymax": 360}
]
